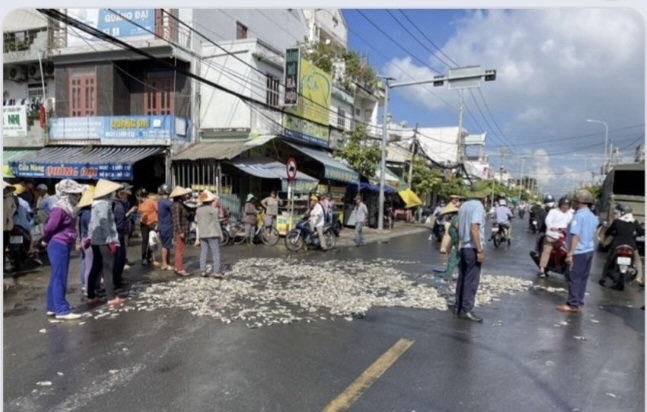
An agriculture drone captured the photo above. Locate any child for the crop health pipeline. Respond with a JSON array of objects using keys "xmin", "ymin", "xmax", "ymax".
[{"xmin": 148, "ymin": 229, "xmax": 161, "ymax": 266}]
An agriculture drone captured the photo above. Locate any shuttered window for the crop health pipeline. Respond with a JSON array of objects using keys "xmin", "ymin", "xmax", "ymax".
[
  {"xmin": 69, "ymin": 74, "xmax": 96, "ymax": 116},
  {"xmin": 145, "ymin": 76, "xmax": 174, "ymax": 115}
]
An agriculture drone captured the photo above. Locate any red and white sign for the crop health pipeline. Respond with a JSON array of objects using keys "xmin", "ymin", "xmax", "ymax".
[{"xmin": 286, "ymin": 157, "xmax": 298, "ymax": 180}]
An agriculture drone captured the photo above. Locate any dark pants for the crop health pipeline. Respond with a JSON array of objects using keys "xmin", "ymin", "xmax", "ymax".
[
  {"xmin": 567, "ymin": 252, "xmax": 593, "ymax": 308},
  {"xmin": 112, "ymin": 234, "xmax": 127, "ymax": 287},
  {"xmin": 141, "ymin": 223, "xmax": 153, "ymax": 262},
  {"xmin": 455, "ymin": 248, "xmax": 482, "ymax": 313},
  {"xmin": 88, "ymin": 245, "xmax": 116, "ymax": 300}
]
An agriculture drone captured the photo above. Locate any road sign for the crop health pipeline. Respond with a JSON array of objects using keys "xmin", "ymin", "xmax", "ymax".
[{"xmin": 286, "ymin": 157, "xmax": 297, "ymax": 180}]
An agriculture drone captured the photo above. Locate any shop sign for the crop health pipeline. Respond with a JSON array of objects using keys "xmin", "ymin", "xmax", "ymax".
[
  {"xmin": 2, "ymin": 106, "xmax": 27, "ymax": 137},
  {"xmin": 284, "ymin": 48, "xmax": 300, "ymax": 106},
  {"xmin": 9, "ymin": 161, "xmax": 133, "ymax": 180},
  {"xmin": 49, "ymin": 115, "xmax": 189, "ymax": 142}
]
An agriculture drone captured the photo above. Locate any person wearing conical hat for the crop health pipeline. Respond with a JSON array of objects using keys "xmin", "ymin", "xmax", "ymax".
[
  {"xmin": 243, "ymin": 193, "xmax": 258, "ymax": 245},
  {"xmin": 438, "ymin": 202, "xmax": 460, "ymax": 281},
  {"xmin": 40, "ymin": 179, "xmax": 86, "ymax": 320},
  {"xmin": 77, "ymin": 185, "xmax": 96, "ymax": 298},
  {"xmin": 195, "ymin": 191, "xmax": 224, "ymax": 278},
  {"xmin": 170, "ymin": 185, "xmax": 192, "ymax": 276},
  {"xmin": 157, "ymin": 183, "xmax": 174, "ymax": 271},
  {"xmin": 87, "ymin": 179, "xmax": 125, "ymax": 308}
]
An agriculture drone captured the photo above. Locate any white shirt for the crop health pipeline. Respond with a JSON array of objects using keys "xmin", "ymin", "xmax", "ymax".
[
  {"xmin": 544, "ymin": 208, "xmax": 574, "ymax": 239},
  {"xmin": 309, "ymin": 202, "xmax": 325, "ymax": 229}
]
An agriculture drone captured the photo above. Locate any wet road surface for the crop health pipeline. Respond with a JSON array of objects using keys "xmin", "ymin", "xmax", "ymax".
[{"xmin": 3, "ymin": 219, "xmax": 644, "ymax": 411}]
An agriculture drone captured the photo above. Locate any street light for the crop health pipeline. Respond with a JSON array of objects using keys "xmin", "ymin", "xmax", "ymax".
[{"xmin": 586, "ymin": 118, "xmax": 609, "ymax": 171}]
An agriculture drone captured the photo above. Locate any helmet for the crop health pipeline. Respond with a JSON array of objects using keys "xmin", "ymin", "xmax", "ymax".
[
  {"xmin": 158, "ymin": 184, "xmax": 170, "ymax": 195},
  {"xmin": 543, "ymin": 195, "xmax": 555, "ymax": 204},
  {"xmin": 558, "ymin": 197, "xmax": 571, "ymax": 207},
  {"xmin": 615, "ymin": 203, "xmax": 632, "ymax": 215},
  {"xmin": 574, "ymin": 189, "xmax": 593, "ymax": 204},
  {"xmin": 499, "ymin": 199, "xmax": 507, "ymax": 206},
  {"xmin": 137, "ymin": 188, "xmax": 148, "ymax": 198}
]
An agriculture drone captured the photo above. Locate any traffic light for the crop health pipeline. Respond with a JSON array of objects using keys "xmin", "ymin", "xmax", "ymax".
[
  {"xmin": 484, "ymin": 69, "xmax": 496, "ymax": 81},
  {"xmin": 433, "ymin": 75, "xmax": 445, "ymax": 87}
]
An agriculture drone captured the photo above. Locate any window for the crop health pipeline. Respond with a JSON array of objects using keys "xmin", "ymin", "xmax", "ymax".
[
  {"xmin": 236, "ymin": 21, "xmax": 248, "ymax": 39},
  {"xmin": 69, "ymin": 73, "xmax": 96, "ymax": 116},
  {"xmin": 145, "ymin": 75, "xmax": 174, "ymax": 115},
  {"xmin": 266, "ymin": 74, "xmax": 279, "ymax": 107},
  {"xmin": 337, "ymin": 108, "xmax": 346, "ymax": 129}
]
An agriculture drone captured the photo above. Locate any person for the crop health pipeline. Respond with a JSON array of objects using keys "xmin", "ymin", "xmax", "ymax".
[
  {"xmin": 77, "ymin": 185, "xmax": 95, "ymax": 297},
  {"xmin": 243, "ymin": 193, "xmax": 259, "ymax": 245},
  {"xmin": 157, "ymin": 184, "xmax": 174, "ymax": 271},
  {"xmin": 137, "ymin": 188, "xmax": 159, "ymax": 266},
  {"xmin": 17, "ymin": 179, "xmax": 35, "ymax": 209},
  {"xmin": 599, "ymin": 204, "xmax": 644, "ymax": 288},
  {"xmin": 34, "ymin": 183, "xmax": 50, "ymax": 224},
  {"xmin": 454, "ymin": 180, "xmax": 489, "ymax": 322},
  {"xmin": 88, "ymin": 178, "xmax": 125, "ymax": 309},
  {"xmin": 556, "ymin": 190, "xmax": 599, "ymax": 313},
  {"xmin": 195, "ymin": 190, "xmax": 224, "ymax": 279},
  {"xmin": 113, "ymin": 184, "xmax": 137, "ymax": 289},
  {"xmin": 537, "ymin": 196, "xmax": 573, "ymax": 278},
  {"xmin": 40, "ymin": 179, "xmax": 86, "ymax": 320},
  {"xmin": 432, "ymin": 200, "xmax": 446, "ymax": 218},
  {"xmin": 308, "ymin": 194, "xmax": 329, "ymax": 250},
  {"xmin": 170, "ymin": 185, "xmax": 192, "ymax": 277},
  {"xmin": 261, "ymin": 190, "xmax": 282, "ymax": 228},
  {"xmin": 353, "ymin": 195, "xmax": 368, "ymax": 246},
  {"xmin": 13, "ymin": 186, "xmax": 36, "ymax": 259},
  {"xmin": 449, "ymin": 194, "xmax": 463, "ymax": 208},
  {"xmin": 439, "ymin": 202, "xmax": 460, "ymax": 279},
  {"xmin": 3, "ymin": 182, "xmax": 17, "ymax": 271},
  {"xmin": 321, "ymin": 193, "xmax": 333, "ymax": 224},
  {"xmin": 491, "ymin": 199, "xmax": 514, "ymax": 243}
]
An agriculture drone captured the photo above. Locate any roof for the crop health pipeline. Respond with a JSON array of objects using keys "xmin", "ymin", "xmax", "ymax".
[{"xmin": 173, "ymin": 137, "xmax": 276, "ymax": 161}]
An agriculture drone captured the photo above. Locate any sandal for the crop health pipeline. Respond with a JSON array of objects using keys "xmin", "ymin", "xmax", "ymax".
[
  {"xmin": 107, "ymin": 297, "xmax": 126, "ymax": 308},
  {"xmin": 175, "ymin": 270, "xmax": 190, "ymax": 277}
]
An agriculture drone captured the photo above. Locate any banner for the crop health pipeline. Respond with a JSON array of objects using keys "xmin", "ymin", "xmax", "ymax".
[
  {"xmin": 284, "ymin": 48, "xmax": 300, "ymax": 106},
  {"xmin": 10, "ymin": 161, "xmax": 133, "ymax": 180},
  {"xmin": 49, "ymin": 115, "xmax": 190, "ymax": 142},
  {"xmin": 2, "ymin": 106, "xmax": 28, "ymax": 137},
  {"xmin": 67, "ymin": 9, "xmax": 155, "ymax": 46}
]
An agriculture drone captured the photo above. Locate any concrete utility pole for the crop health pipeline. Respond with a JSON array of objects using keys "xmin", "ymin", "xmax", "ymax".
[
  {"xmin": 518, "ymin": 156, "xmax": 526, "ymax": 200},
  {"xmin": 377, "ymin": 66, "xmax": 496, "ymax": 230},
  {"xmin": 408, "ymin": 123, "xmax": 418, "ymax": 187}
]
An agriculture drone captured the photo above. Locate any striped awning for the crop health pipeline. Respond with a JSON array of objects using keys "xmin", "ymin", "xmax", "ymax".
[
  {"xmin": 230, "ymin": 157, "xmax": 319, "ymax": 193},
  {"xmin": 173, "ymin": 136, "xmax": 277, "ymax": 161},
  {"xmin": 9, "ymin": 146, "xmax": 163, "ymax": 180},
  {"xmin": 286, "ymin": 142, "xmax": 359, "ymax": 183}
]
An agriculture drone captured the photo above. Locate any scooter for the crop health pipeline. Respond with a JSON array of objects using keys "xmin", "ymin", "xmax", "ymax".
[
  {"xmin": 599, "ymin": 244, "xmax": 638, "ymax": 291},
  {"xmin": 432, "ymin": 215, "xmax": 446, "ymax": 242},
  {"xmin": 6, "ymin": 225, "xmax": 32, "ymax": 272},
  {"xmin": 529, "ymin": 231, "xmax": 569, "ymax": 278},
  {"xmin": 490, "ymin": 223, "xmax": 511, "ymax": 248},
  {"xmin": 285, "ymin": 216, "xmax": 336, "ymax": 252}
]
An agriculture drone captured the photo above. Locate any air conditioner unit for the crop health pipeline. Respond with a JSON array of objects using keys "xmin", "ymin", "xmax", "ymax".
[
  {"xmin": 44, "ymin": 62, "xmax": 55, "ymax": 78},
  {"xmin": 8, "ymin": 65, "xmax": 27, "ymax": 82},
  {"xmin": 28, "ymin": 63, "xmax": 41, "ymax": 79}
]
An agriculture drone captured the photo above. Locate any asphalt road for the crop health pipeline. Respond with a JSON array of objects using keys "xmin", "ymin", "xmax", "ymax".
[{"xmin": 3, "ymin": 218, "xmax": 645, "ymax": 412}]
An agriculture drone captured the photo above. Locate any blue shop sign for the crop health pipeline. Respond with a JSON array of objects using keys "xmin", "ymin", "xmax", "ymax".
[
  {"xmin": 49, "ymin": 115, "xmax": 190, "ymax": 142},
  {"xmin": 9, "ymin": 161, "xmax": 133, "ymax": 180}
]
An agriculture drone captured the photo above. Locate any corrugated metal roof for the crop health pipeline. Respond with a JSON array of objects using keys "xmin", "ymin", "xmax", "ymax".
[
  {"xmin": 173, "ymin": 136, "xmax": 277, "ymax": 161},
  {"xmin": 3, "ymin": 9, "xmax": 47, "ymax": 32},
  {"xmin": 230, "ymin": 157, "xmax": 318, "ymax": 182},
  {"xmin": 18, "ymin": 146, "xmax": 162, "ymax": 164},
  {"xmin": 2, "ymin": 148, "xmax": 41, "ymax": 162}
]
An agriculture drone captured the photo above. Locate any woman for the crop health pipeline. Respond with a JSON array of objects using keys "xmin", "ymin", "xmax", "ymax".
[
  {"xmin": 170, "ymin": 185, "xmax": 191, "ymax": 277},
  {"xmin": 88, "ymin": 179, "xmax": 125, "ymax": 308},
  {"xmin": 137, "ymin": 188, "xmax": 158, "ymax": 266},
  {"xmin": 243, "ymin": 193, "xmax": 258, "ymax": 245},
  {"xmin": 600, "ymin": 204, "xmax": 645, "ymax": 288},
  {"xmin": 41, "ymin": 179, "xmax": 86, "ymax": 320},
  {"xmin": 77, "ymin": 185, "xmax": 95, "ymax": 298},
  {"xmin": 195, "ymin": 191, "xmax": 224, "ymax": 279}
]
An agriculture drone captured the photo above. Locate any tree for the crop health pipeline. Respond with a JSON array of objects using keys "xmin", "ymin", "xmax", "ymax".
[
  {"xmin": 336, "ymin": 125, "xmax": 381, "ymax": 179},
  {"xmin": 410, "ymin": 158, "xmax": 442, "ymax": 196}
]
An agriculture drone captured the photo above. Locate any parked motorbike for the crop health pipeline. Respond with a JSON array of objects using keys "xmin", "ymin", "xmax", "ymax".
[
  {"xmin": 490, "ymin": 223, "xmax": 511, "ymax": 248},
  {"xmin": 529, "ymin": 231, "xmax": 569, "ymax": 278},
  {"xmin": 285, "ymin": 217, "xmax": 336, "ymax": 251},
  {"xmin": 6, "ymin": 225, "xmax": 32, "ymax": 272},
  {"xmin": 599, "ymin": 244, "xmax": 639, "ymax": 291}
]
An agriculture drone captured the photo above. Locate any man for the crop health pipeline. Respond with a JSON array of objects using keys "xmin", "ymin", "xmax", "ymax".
[
  {"xmin": 3, "ymin": 182, "xmax": 17, "ymax": 270},
  {"xmin": 260, "ymin": 190, "xmax": 282, "ymax": 228},
  {"xmin": 454, "ymin": 180, "xmax": 489, "ymax": 322},
  {"xmin": 113, "ymin": 184, "xmax": 137, "ymax": 288},
  {"xmin": 556, "ymin": 190, "xmax": 599, "ymax": 313},
  {"xmin": 17, "ymin": 179, "xmax": 35, "ymax": 209},
  {"xmin": 491, "ymin": 199, "xmax": 514, "ymax": 243},
  {"xmin": 308, "ymin": 194, "xmax": 329, "ymax": 250},
  {"xmin": 538, "ymin": 197, "xmax": 573, "ymax": 277},
  {"xmin": 353, "ymin": 195, "xmax": 368, "ymax": 246},
  {"xmin": 156, "ymin": 184, "xmax": 174, "ymax": 271}
]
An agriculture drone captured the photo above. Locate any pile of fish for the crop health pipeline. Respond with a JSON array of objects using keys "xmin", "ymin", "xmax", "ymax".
[{"xmin": 116, "ymin": 257, "xmax": 532, "ymax": 328}]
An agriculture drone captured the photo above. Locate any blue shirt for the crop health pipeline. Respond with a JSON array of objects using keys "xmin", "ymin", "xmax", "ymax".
[
  {"xmin": 157, "ymin": 198, "xmax": 173, "ymax": 232},
  {"xmin": 39, "ymin": 195, "xmax": 57, "ymax": 214},
  {"xmin": 567, "ymin": 207, "xmax": 599, "ymax": 254},
  {"xmin": 495, "ymin": 206, "xmax": 513, "ymax": 224},
  {"xmin": 78, "ymin": 208, "xmax": 91, "ymax": 239},
  {"xmin": 14, "ymin": 196, "xmax": 35, "ymax": 230},
  {"xmin": 458, "ymin": 199, "xmax": 486, "ymax": 250}
]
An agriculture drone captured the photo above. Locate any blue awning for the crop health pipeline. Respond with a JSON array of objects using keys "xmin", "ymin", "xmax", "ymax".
[
  {"xmin": 347, "ymin": 182, "xmax": 397, "ymax": 193},
  {"xmin": 286, "ymin": 142, "xmax": 359, "ymax": 183},
  {"xmin": 230, "ymin": 157, "xmax": 319, "ymax": 193},
  {"xmin": 9, "ymin": 146, "xmax": 163, "ymax": 180}
]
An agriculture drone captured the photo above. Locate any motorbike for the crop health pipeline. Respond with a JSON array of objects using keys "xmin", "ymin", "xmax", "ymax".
[
  {"xmin": 599, "ymin": 243, "xmax": 639, "ymax": 291},
  {"xmin": 529, "ymin": 231, "xmax": 569, "ymax": 278},
  {"xmin": 490, "ymin": 223, "xmax": 511, "ymax": 248},
  {"xmin": 285, "ymin": 216, "xmax": 336, "ymax": 251},
  {"xmin": 6, "ymin": 225, "xmax": 32, "ymax": 272},
  {"xmin": 431, "ymin": 215, "xmax": 446, "ymax": 242}
]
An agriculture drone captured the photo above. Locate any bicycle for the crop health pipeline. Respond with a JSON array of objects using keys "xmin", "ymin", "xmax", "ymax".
[{"xmin": 231, "ymin": 212, "xmax": 280, "ymax": 246}]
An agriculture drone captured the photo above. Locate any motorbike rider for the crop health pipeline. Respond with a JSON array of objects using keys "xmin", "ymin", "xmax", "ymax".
[
  {"xmin": 599, "ymin": 204, "xmax": 644, "ymax": 288},
  {"xmin": 307, "ymin": 194, "xmax": 329, "ymax": 250},
  {"xmin": 490, "ymin": 199, "xmax": 514, "ymax": 243},
  {"xmin": 537, "ymin": 197, "xmax": 574, "ymax": 277}
]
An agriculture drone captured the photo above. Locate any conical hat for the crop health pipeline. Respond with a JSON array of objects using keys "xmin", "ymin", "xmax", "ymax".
[
  {"xmin": 3, "ymin": 181, "xmax": 15, "ymax": 191},
  {"xmin": 169, "ymin": 185, "xmax": 191, "ymax": 198},
  {"xmin": 439, "ymin": 203, "xmax": 459, "ymax": 216},
  {"xmin": 197, "ymin": 190, "xmax": 217, "ymax": 204},
  {"xmin": 78, "ymin": 185, "xmax": 96, "ymax": 208},
  {"xmin": 93, "ymin": 179, "xmax": 122, "ymax": 199}
]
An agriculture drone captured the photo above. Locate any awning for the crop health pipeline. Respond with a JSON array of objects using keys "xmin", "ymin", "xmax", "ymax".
[
  {"xmin": 287, "ymin": 142, "xmax": 359, "ymax": 183},
  {"xmin": 371, "ymin": 166, "xmax": 402, "ymax": 187},
  {"xmin": 347, "ymin": 182, "xmax": 397, "ymax": 193},
  {"xmin": 173, "ymin": 136, "xmax": 276, "ymax": 161},
  {"xmin": 3, "ymin": 148, "xmax": 41, "ymax": 177},
  {"xmin": 9, "ymin": 146, "xmax": 163, "ymax": 180},
  {"xmin": 399, "ymin": 188, "xmax": 423, "ymax": 208},
  {"xmin": 230, "ymin": 157, "xmax": 319, "ymax": 193}
]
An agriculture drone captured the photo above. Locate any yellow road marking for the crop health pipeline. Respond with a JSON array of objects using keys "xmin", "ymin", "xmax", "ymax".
[{"xmin": 322, "ymin": 338, "xmax": 414, "ymax": 412}]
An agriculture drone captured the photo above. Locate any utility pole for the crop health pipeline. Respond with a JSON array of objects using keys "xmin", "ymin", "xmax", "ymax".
[
  {"xmin": 408, "ymin": 123, "xmax": 418, "ymax": 187},
  {"xmin": 456, "ymin": 89, "xmax": 465, "ymax": 164},
  {"xmin": 376, "ymin": 66, "xmax": 496, "ymax": 230},
  {"xmin": 518, "ymin": 156, "xmax": 526, "ymax": 201}
]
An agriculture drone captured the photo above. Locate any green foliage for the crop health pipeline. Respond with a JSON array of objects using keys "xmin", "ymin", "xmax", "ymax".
[
  {"xmin": 336, "ymin": 124, "xmax": 381, "ymax": 178},
  {"xmin": 410, "ymin": 158, "xmax": 440, "ymax": 196}
]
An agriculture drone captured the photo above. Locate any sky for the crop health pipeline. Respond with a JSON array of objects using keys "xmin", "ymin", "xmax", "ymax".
[{"xmin": 342, "ymin": 8, "xmax": 646, "ymax": 197}]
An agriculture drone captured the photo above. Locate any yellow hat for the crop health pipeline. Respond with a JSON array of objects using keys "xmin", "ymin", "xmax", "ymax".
[
  {"xmin": 310, "ymin": 194, "xmax": 319, "ymax": 201},
  {"xmin": 12, "ymin": 183, "xmax": 25, "ymax": 194},
  {"xmin": 78, "ymin": 185, "xmax": 96, "ymax": 208},
  {"xmin": 93, "ymin": 179, "xmax": 122, "ymax": 199}
]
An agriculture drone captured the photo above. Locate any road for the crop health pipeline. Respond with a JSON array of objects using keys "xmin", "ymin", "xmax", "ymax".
[{"xmin": 3, "ymin": 218, "xmax": 644, "ymax": 412}]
